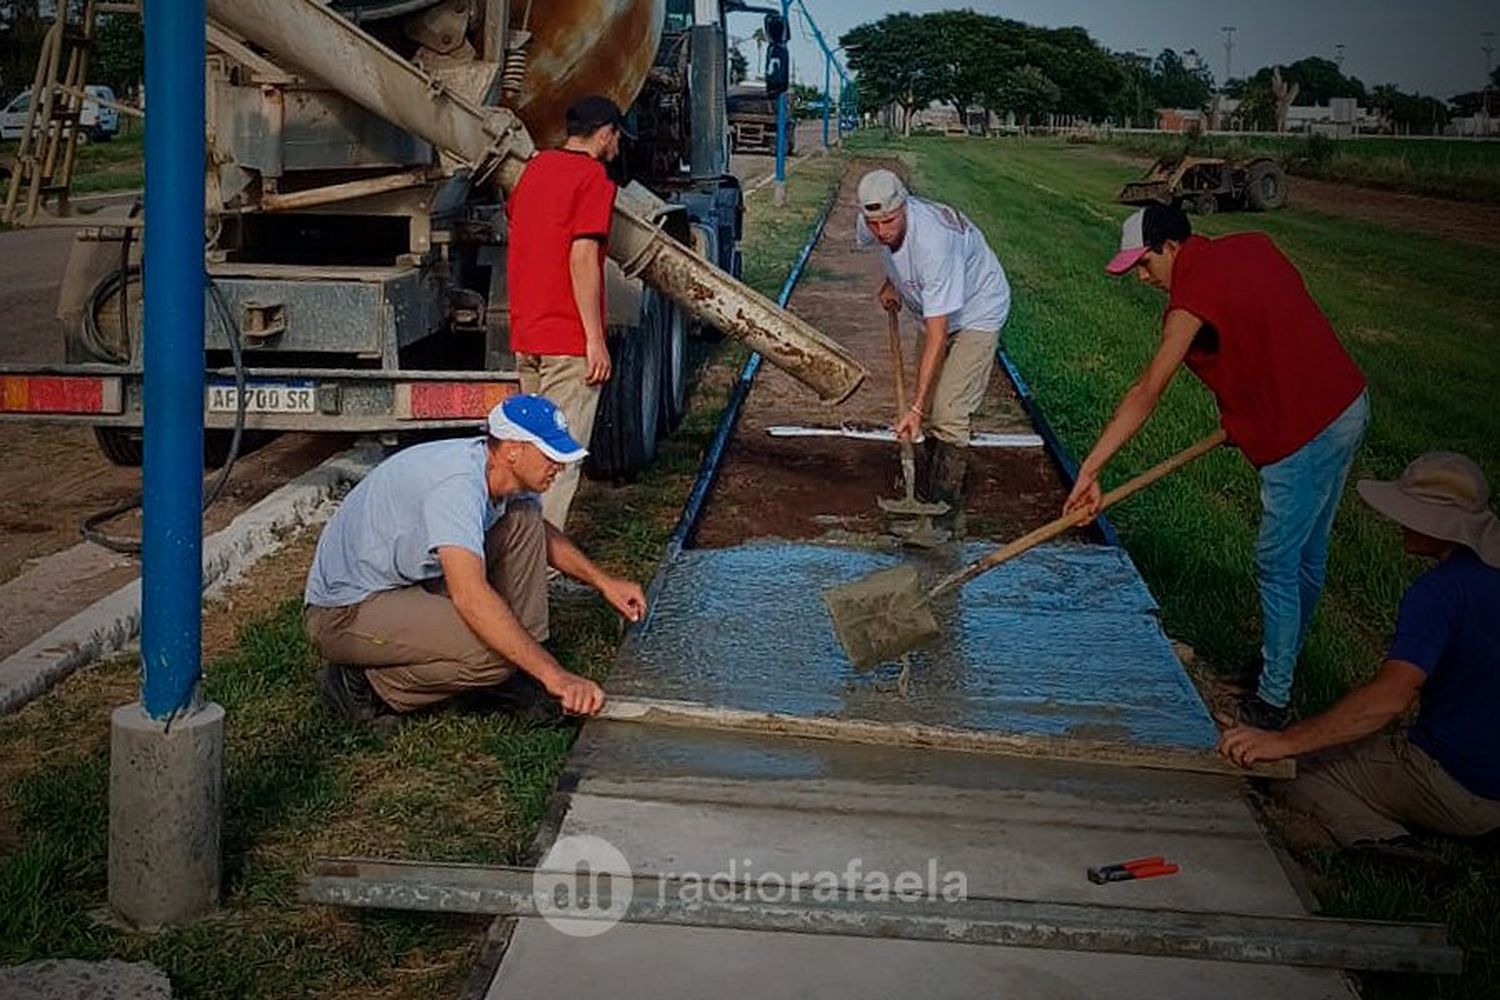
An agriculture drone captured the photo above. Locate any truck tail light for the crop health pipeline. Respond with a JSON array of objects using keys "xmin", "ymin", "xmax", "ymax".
[
  {"xmin": 403, "ymin": 381, "xmax": 515, "ymax": 420},
  {"xmin": 0, "ymin": 375, "xmax": 123, "ymax": 414}
]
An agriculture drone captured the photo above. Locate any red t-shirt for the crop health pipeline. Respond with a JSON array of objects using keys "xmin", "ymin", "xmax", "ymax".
[
  {"xmin": 506, "ymin": 149, "xmax": 616, "ymax": 356},
  {"xmin": 1169, "ymin": 233, "xmax": 1365, "ymax": 467}
]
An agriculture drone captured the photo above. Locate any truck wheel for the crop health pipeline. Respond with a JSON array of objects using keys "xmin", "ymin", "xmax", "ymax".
[
  {"xmin": 657, "ymin": 295, "xmax": 688, "ymax": 435},
  {"xmin": 1245, "ymin": 161, "xmax": 1288, "ymax": 211},
  {"xmin": 583, "ymin": 324, "xmax": 661, "ymax": 481},
  {"xmin": 1192, "ymin": 193, "xmax": 1218, "ymax": 215},
  {"xmin": 94, "ymin": 427, "xmax": 143, "ymax": 466}
]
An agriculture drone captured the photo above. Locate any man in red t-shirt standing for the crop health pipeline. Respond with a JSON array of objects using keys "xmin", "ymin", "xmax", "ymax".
[
  {"xmin": 1065, "ymin": 203, "xmax": 1369, "ymax": 730},
  {"xmin": 506, "ymin": 95, "xmax": 624, "ymax": 530}
]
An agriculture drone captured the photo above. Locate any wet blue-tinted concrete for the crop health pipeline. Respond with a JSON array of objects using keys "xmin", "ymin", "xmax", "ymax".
[{"xmin": 613, "ymin": 541, "xmax": 1220, "ymax": 750}]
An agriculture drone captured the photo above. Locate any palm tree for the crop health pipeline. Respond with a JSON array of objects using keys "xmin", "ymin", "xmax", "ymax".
[{"xmin": 752, "ymin": 27, "xmax": 767, "ymax": 74}]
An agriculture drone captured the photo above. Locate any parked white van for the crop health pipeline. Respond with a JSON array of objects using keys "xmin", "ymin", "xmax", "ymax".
[{"xmin": 1, "ymin": 85, "xmax": 120, "ymax": 142}]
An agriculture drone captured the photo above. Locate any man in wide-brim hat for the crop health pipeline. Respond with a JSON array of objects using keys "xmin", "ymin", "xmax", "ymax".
[{"xmin": 1219, "ymin": 452, "xmax": 1500, "ymax": 851}]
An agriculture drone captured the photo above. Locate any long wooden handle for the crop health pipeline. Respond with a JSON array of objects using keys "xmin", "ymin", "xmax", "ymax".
[
  {"xmin": 928, "ymin": 429, "xmax": 1228, "ymax": 599},
  {"xmin": 886, "ymin": 306, "xmax": 908, "ymax": 411}
]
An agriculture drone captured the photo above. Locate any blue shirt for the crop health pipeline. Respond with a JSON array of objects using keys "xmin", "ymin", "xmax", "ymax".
[
  {"xmin": 305, "ymin": 438, "xmax": 512, "ymax": 607},
  {"xmin": 1387, "ymin": 548, "xmax": 1500, "ymax": 800}
]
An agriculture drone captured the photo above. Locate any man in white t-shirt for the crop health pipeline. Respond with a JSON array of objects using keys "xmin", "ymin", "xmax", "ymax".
[{"xmin": 855, "ymin": 169, "xmax": 1011, "ymax": 531}]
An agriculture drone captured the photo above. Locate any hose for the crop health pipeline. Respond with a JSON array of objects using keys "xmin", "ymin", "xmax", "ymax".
[{"xmin": 80, "ymin": 277, "xmax": 248, "ymax": 555}]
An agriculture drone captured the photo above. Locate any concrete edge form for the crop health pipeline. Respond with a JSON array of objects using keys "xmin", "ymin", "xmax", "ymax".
[
  {"xmin": 597, "ymin": 696, "xmax": 1295, "ymax": 780},
  {"xmin": 304, "ymin": 858, "xmax": 1462, "ymax": 975},
  {"xmin": 0, "ymin": 441, "xmax": 383, "ymax": 714}
]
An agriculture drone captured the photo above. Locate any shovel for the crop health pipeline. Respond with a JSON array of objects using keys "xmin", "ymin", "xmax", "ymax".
[
  {"xmin": 825, "ymin": 429, "xmax": 1228, "ymax": 669},
  {"xmin": 876, "ymin": 306, "xmax": 949, "ymax": 548}
]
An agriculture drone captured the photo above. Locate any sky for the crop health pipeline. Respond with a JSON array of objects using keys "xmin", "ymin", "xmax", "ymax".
[{"xmin": 727, "ymin": 0, "xmax": 1497, "ymax": 100}]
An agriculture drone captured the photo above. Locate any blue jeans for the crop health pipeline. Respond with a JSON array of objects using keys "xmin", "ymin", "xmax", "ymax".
[{"xmin": 1255, "ymin": 391, "xmax": 1369, "ymax": 708}]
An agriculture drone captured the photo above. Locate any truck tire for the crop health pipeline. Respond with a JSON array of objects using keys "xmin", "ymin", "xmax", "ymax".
[
  {"xmin": 93, "ymin": 426, "xmax": 257, "ymax": 468},
  {"xmin": 94, "ymin": 427, "xmax": 143, "ymax": 466},
  {"xmin": 1193, "ymin": 193, "xmax": 1218, "ymax": 215},
  {"xmin": 657, "ymin": 294, "xmax": 688, "ymax": 435},
  {"xmin": 1245, "ymin": 161, "xmax": 1288, "ymax": 211},
  {"xmin": 583, "ymin": 324, "xmax": 661, "ymax": 481}
]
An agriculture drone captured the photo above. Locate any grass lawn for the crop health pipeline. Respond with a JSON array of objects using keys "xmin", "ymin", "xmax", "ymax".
[
  {"xmin": 0, "ymin": 152, "xmax": 846, "ymax": 998},
  {"xmin": 1091, "ymin": 131, "xmax": 1500, "ymax": 203},
  {"xmin": 847, "ymin": 131, "xmax": 1499, "ymax": 999},
  {"xmin": 1, "ymin": 129, "xmax": 144, "ymax": 200}
]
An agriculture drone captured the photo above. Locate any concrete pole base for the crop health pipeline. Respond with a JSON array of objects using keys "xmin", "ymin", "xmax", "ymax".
[
  {"xmin": 774, "ymin": 181, "xmax": 788, "ymax": 206},
  {"xmin": 108, "ymin": 701, "xmax": 224, "ymax": 928}
]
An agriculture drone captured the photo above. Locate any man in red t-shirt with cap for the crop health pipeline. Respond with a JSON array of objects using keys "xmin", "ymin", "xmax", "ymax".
[
  {"xmin": 1065, "ymin": 203, "xmax": 1369, "ymax": 730},
  {"xmin": 507, "ymin": 95, "xmax": 625, "ymax": 530}
]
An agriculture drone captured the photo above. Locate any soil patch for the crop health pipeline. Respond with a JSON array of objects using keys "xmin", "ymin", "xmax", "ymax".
[{"xmin": 695, "ymin": 158, "xmax": 1075, "ymax": 548}]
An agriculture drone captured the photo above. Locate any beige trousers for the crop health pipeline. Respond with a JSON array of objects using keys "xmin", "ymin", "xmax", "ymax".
[
  {"xmin": 516, "ymin": 352, "xmax": 601, "ymax": 530},
  {"xmin": 1281, "ymin": 732, "xmax": 1500, "ymax": 846},
  {"xmin": 926, "ymin": 328, "xmax": 1000, "ymax": 445},
  {"xmin": 304, "ymin": 500, "xmax": 549, "ymax": 713}
]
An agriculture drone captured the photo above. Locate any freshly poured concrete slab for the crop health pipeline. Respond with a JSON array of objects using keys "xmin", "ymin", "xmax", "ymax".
[
  {"xmin": 560, "ymin": 725, "xmax": 1310, "ymax": 916},
  {"xmin": 614, "ymin": 541, "xmax": 1219, "ymax": 749},
  {"xmin": 487, "ymin": 723, "xmax": 1355, "ymax": 999},
  {"xmin": 488, "ymin": 914, "xmax": 1354, "ymax": 999}
]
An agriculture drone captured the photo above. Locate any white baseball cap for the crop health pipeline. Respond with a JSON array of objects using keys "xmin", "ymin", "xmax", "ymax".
[
  {"xmin": 858, "ymin": 169, "xmax": 907, "ymax": 218},
  {"xmin": 487, "ymin": 394, "xmax": 587, "ymax": 463},
  {"xmin": 1106, "ymin": 208, "xmax": 1150, "ymax": 275}
]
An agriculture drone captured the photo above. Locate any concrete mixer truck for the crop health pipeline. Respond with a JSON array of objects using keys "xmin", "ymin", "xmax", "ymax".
[{"xmin": 1, "ymin": 0, "xmax": 863, "ymax": 478}]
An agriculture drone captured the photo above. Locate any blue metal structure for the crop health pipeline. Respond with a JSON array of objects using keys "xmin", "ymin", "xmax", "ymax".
[
  {"xmin": 141, "ymin": 0, "xmax": 207, "ymax": 719},
  {"xmin": 774, "ymin": 0, "xmax": 852, "ymax": 178}
]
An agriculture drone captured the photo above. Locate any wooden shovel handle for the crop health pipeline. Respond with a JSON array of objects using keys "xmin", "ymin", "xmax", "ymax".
[
  {"xmin": 886, "ymin": 305, "xmax": 908, "ymax": 411},
  {"xmin": 928, "ymin": 429, "xmax": 1229, "ymax": 599}
]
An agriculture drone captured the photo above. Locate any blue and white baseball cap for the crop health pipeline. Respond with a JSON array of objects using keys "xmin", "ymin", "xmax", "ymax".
[{"xmin": 487, "ymin": 394, "xmax": 587, "ymax": 463}]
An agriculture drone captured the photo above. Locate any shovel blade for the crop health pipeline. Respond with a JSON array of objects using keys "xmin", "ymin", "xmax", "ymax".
[{"xmin": 822, "ymin": 564, "xmax": 941, "ymax": 670}]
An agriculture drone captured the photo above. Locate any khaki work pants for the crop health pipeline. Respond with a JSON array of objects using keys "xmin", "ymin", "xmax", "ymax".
[
  {"xmin": 516, "ymin": 352, "xmax": 601, "ymax": 530},
  {"xmin": 926, "ymin": 328, "xmax": 1000, "ymax": 445},
  {"xmin": 1281, "ymin": 732, "xmax": 1500, "ymax": 846},
  {"xmin": 304, "ymin": 500, "xmax": 549, "ymax": 713}
]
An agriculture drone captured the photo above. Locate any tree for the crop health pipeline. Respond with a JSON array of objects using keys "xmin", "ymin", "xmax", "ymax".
[
  {"xmin": 1, "ymin": 1, "xmax": 48, "ymax": 104},
  {"xmin": 729, "ymin": 45, "xmax": 748, "ymax": 86},
  {"xmin": 1024, "ymin": 25, "xmax": 1123, "ymax": 121},
  {"xmin": 983, "ymin": 64, "xmax": 1059, "ymax": 127},
  {"xmin": 924, "ymin": 10, "xmax": 998, "ymax": 127},
  {"xmin": 1248, "ymin": 56, "xmax": 1365, "ymax": 106},
  {"xmin": 1370, "ymin": 84, "xmax": 1450, "ymax": 135},
  {"xmin": 789, "ymin": 82, "xmax": 822, "ymax": 120},
  {"xmin": 1110, "ymin": 51, "xmax": 1153, "ymax": 127},
  {"xmin": 1150, "ymin": 48, "xmax": 1213, "ymax": 109},
  {"xmin": 92, "ymin": 12, "xmax": 143, "ymax": 98},
  {"xmin": 841, "ymin": 13, "xmax": 941, "ymax": 136}
]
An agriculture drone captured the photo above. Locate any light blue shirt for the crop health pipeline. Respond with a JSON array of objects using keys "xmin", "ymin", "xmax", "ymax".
[
  {"xmin": 305, "ymin": 437, "xmax": 513, "ymax": 607},
  {"xmin": 856, "ymin": 196, "xmax": 1011, "ymax": 333}
]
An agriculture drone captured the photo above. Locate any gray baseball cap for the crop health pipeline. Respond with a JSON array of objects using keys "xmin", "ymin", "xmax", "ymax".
[{"xmin": 858, "ymin": 169, "xmax": 907, "ymax": 218}]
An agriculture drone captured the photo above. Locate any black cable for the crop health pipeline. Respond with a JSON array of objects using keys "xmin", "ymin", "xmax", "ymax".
[{"xmin": 80, "ymin": 276, "xmax": 248, "ymax": 555}]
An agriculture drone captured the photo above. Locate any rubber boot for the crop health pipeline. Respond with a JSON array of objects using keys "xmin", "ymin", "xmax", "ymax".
[
  {"xmin": 930, "ymin": 440, "xmax": 969, "ymax": 538},
  {"xmin": 914, "ymin": 437, "xmax": 940, "ymax": 504}
]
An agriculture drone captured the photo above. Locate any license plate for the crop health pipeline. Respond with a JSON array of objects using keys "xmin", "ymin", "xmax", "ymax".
[{"xmin": 207, "ymin": 380, "xmax": 315, "ymax": 414}]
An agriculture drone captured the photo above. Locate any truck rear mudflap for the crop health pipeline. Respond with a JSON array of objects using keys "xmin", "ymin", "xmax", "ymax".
[{"xmin": 0, "ymin": 364, "xmax": 520, "ymax": 433}]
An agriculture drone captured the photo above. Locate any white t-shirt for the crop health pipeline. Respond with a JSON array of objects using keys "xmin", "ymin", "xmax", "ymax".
[{"xmin": 856, "ymin": 196, "xmax": 1011, "ymax": 333}]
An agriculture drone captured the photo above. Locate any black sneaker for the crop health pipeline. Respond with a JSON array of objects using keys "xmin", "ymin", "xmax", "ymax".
[
  {"xmin": 320, "ymin": 663, "xmax": 395, "ymax": 727},
  {"xmin": 1234, "ymin": 693, "xmax": 1289, "ymax": 730},
  {"xmin": 455, "ymin": 673, "xmax": 567, "ymax": 727}
]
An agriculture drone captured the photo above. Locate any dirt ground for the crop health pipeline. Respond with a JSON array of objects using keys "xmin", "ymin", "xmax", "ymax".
[
  {"xmin": 695, "ymin": 159, "xmax": 1077, "ymax": 548},
  {"xmin": 0, "ymin": 427, "xmax": 346, "ymax": 661},
  {"xmin": 1093, "ymin": 146, "xmax": 1500, "ymax": 246}
]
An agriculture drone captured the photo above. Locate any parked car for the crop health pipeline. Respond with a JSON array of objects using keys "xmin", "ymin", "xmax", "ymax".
[{"xmin": 1, "ymin": 85, "xmax": 120, "ymax": 142}]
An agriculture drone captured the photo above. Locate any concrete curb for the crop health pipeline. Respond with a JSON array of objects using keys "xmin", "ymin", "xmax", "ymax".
[{"xmin": 0, "ymin": 442, "xmax": 382, "ymax": 715}]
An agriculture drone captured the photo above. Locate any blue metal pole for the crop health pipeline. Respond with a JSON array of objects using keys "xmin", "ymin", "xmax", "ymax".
[
  {"xmin": 773, "ymin": 0, "xmax": 790, "ymax": 187},
  {"xmin": 821, "ymin": 52, "xmax": 830, "ymax": 148},
  {"xmin": 141, "ymin": 0, "xmax": 206, "ymax": 720}
]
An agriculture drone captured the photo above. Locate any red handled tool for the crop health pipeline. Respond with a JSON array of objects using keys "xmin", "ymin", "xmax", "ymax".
[{"xmin": 1087, "ymin": 856, "xmax": 1180, "ymax": 884}]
